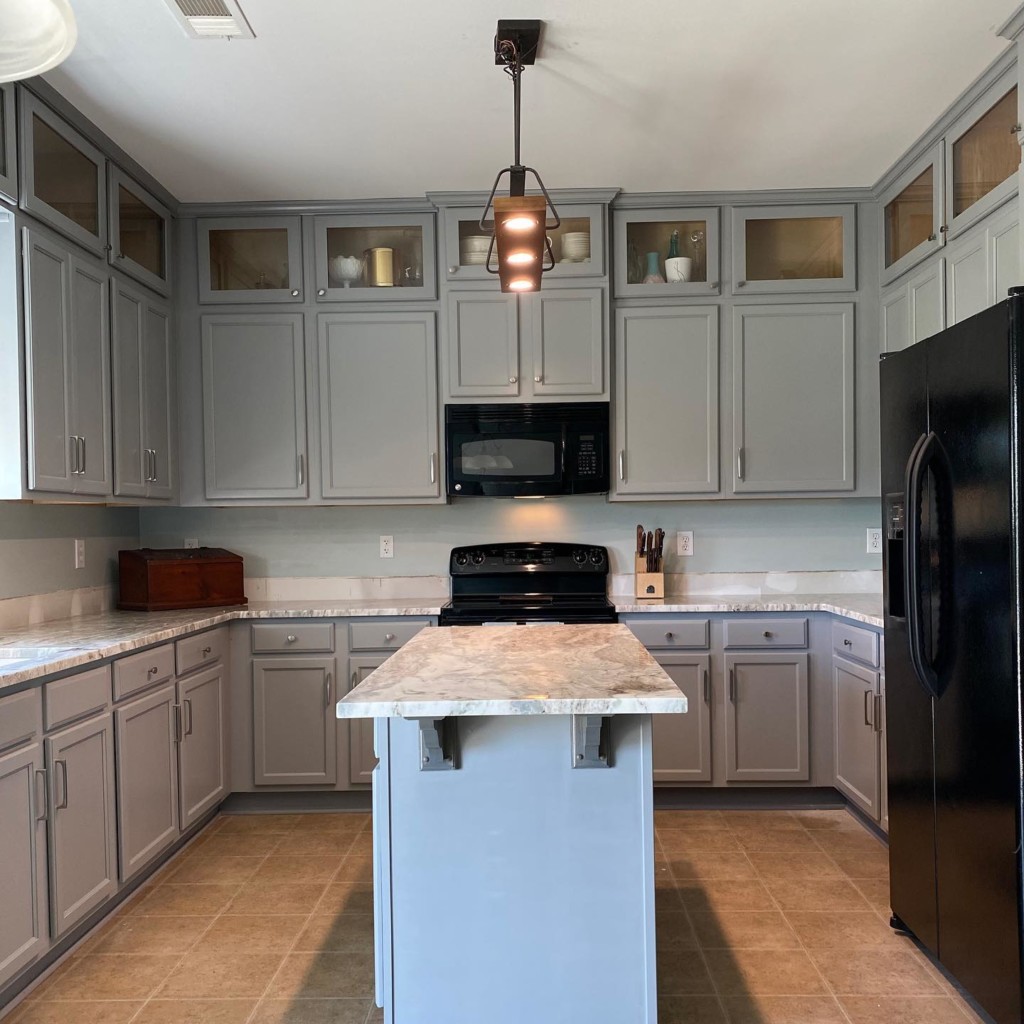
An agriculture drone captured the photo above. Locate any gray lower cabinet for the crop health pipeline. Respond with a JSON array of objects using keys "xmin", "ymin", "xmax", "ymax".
[
  {"xmin": 23, "ymin": 227, "xmax": 111, "ymax": 496},
  {"xmin": 833, "ymin": 656, "xmax": 881, "ymax": 819},
  {"xmin": 613, "ymin": 306, "xmax": 719, "ymax": 496},
  {"xmin": 114, "ymin": 684, "xmax": 179, "ymax": 881},
  {"xmin": 0, "ymin": 742, "xmax": 49, "ymax": 988},
  {"xmin": 201, "ymin": 313, "xmax": 308, "ymax": 499},
  {"xmin": 724, "ymin": 653, "xmax": 809, "ymax": 782},
  {"xmin": 732, "ymin": 304, "xmax": 854, "ymax": 493},
  {"xmin": 650, "ymin": 654, "xmax": 712, "ymax": 783},
  {"xmin": 252, "ymin": 657, "xmax": 337, "ymax": 785},
  {"xmin": 111, "ymin": 279, "xmax": 174, "ymax": 500},
  {"xmin": 318, "ymin": 312, "xmax": 440, "ymax": 500},
  {"xmin": 347, "ymin": 657, "xmax": 383, "ymax": 785},
  {"xmin": 446, "ymin": 291, "xmax": 519, "ymax": 398},
  {"xmin": 45, "ymin": 712, "xmax": 117, "ymax": 937},
  {"xmin": 177, "ymin": 664, "xmax": 227, "ymax": 827}
]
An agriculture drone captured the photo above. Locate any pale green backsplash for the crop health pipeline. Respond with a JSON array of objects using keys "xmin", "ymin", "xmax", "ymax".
[
  {"xmin": 0, "ymin": 505, "xmax": 139, "ymax": 599},
  {"xmin": 139, "ymin": 498, "xmax": 883, "ymax": 578}
]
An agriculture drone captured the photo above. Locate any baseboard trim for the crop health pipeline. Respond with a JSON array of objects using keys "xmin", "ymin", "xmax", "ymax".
[
  {"xmin": 220, "ymin": 791, "xmax": 373, "ymax": 814},
  {"xmin": 653, "ymin": 786, "xmax": 846, "ymax": 811}
]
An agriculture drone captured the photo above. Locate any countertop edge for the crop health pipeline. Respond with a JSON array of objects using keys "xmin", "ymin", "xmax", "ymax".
[{"xmin": 335, "ymin": 695, "xmax": 690, "ymax": 718}]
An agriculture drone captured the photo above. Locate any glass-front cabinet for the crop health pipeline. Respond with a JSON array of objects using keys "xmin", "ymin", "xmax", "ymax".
[
  {"xmin": 108, "ymin": 167, "xmax": 171, "ymax": 295},
  {"xmin": 613, "ymin": 207, "xmax": 719, "ymax": 297},
  {"xmin": 442, "ymin": 203, "xmax": 605, "ymax": 282},
  {"xmin": 0, "ymin": 84, "xmax": 16, "ymax": 203},
  {"xmin": 312, "ymin": 212, "xmax": 435, "ymax": 301},
  {"xmin": 197, "ymin": 216, "xmax": 303, "ymax": 303},
  {"xmin": 881, "ymin": 144, "xmax": 944, "ymax": 284},
  {"xmin": 732, "ymin": 205, "xmax": 856, "ymax": 293},
  {"xmin": 20, "ymin": 90, "xmax": 107, "ymax": 256}
]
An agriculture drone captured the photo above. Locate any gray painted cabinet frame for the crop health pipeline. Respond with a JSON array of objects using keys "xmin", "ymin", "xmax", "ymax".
[
  {"xmin": 107, "ymin": 165, "xmax": 172, "ymax": 297},
  {"xmin": 197, "ymin": 216, "xmax": 304, "ymax": 304},
  {"xmin": 879, "ymin": 142, "xmax": 946, "ymax": 286},
  {"xmin": 0, "ymin": 83, "xmax": 16, "ymax": 204}
]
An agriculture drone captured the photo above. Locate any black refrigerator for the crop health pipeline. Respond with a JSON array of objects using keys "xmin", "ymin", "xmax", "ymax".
[{"xmin": 881, "ymin": 291, "xmax": 1024, "ymax": 1024}]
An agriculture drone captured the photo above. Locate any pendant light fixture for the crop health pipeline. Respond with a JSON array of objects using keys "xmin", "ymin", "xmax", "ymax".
[
  {"xmin": 0, "ymin": 0, "xmax": 77, "ymax": 84},
  {"xmin": 480, "ymin": 20, "xmax": 560, "ymax": 293}
]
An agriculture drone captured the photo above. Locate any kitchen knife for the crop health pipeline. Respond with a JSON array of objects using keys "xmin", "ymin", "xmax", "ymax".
[
  {"xmin": 636, "ymin": 524, "xmax": 645, "ymax": 558},
  {"xmin": 654, "ymin": 529, "xmax": 664, "ymax": 572},
  {"xmin": 647, "ymin": 531, "xmax": 654, "ymax": 572}
]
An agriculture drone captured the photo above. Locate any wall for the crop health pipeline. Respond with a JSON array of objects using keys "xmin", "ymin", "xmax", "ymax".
[
  {"xmin": 0, "ymin": 505, "xmax": 139, "ymax": 600},
  {"xmin": 139, "ymin": 498, "xmax": 881, "ymax": 580}
]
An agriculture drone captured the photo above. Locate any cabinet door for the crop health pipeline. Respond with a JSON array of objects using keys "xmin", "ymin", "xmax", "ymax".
[
  {"xmin": 201, "ymin": 313, "xmax": 308, "ymax": 499},
  {"xmin": 724, "ymin": 653, "xmax": 809, "ymax": 781},
  {"xmin": 114, "ymin": 684, "xmax": 179, "ymax": 881},
  {"xmin": 107, "ymin": 166, "xmax": 171, "ymax": 296},
  {"xmin": 143, "ymin": 299, "xmax": 174, "ymax": 499},
  {"xmin": 833, "ymin": 657, "xmax": 881, "ymax": 819},
  {"xmin": 0, "ymin": 743, "xmax": 48, "ymax": 988},
  {"xmin": 880, "ymin": 143, "xmax": 945, "ymax": 285},
  {"xmin": 23, "ymin": 227, "xmax": 73, "ymax": 493},
  {"xmin": 614, "ymin": 306, "xmax": 719, "ymax": 495},
  {"xmin": 946, "ymin": 230, "xmax": 987, "ymax": 326},
  {"xmin": 0, "ymin": 83, "xmax": 16, "ymax": 203},
  {"xmin": 67, "ymin": 255, "xmax": 111, "ymax": 496},
  {"xmin": 252, "ymin": 657, "xmax": 337, "ymax": 785},
  {"xmin": 527, "ymin": 288, "xmax": 605, "ymax": 397},
  {"xmin": 988, "ymin": 201, "xmax": 1019, "ymax": 304},
  {"xmin": 178, "ymin": 665, "xmax": 227, "ymax": 827},
  {"xmin": 318, "ymin": 312, "xmax": 440, "ymax": 499},
  {"xmin": 111, "ymin": 279, "xmax": 148, "ymax": 497},
  {"xmin": 348, "ymin": 657, "xmax": 383, "ymax": 786},
  {"xmin": 46, "ymin": 713, "xmax": 117, "ymax": 937},
  {"xmin": 732, "ymin": 304, "xmax": 854, "ymax": 493},
  {"xmin": 908, "ymin": 258, "xmax": 946, "ymax": 343},
  {"xmin": 650, "ymin": 654, "xmax": 711, "ymax": 783},
  {"xmin": 197, "ymin": 216, "xmax": 303, "ymax": 303},
  {"xmin": 881, "ymin": 285, "xmax": 911, "ymax": 353},
  {"xmin": 445, "ymin": 291, "xmax": 519, "ymax": 398}
]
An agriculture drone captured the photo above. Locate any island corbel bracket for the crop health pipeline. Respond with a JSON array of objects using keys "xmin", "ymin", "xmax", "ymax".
[
  {"xmin": 415, "ymin": 717, "xmax": 459, "ymax": 771},
  {"xmin": 571, "ymin": 714, "xmax": 613, "ymax": 769}
]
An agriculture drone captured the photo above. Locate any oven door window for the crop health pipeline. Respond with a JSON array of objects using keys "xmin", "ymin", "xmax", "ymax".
[{"xmin": 452, "ymin": 432, "xmax": 562, "ymax": 481}]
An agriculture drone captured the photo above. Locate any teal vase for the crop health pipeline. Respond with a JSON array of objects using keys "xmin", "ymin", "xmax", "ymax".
[{"xmin": 643, "ymin": 251, "xmax": 665, "ymax": 284}]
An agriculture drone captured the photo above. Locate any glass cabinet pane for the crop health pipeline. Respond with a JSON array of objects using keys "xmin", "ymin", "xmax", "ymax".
[
  {"xmin": 208, "ymin": 228, "xmax": 290, "ymax": 292},
  {"xmin": 324, "ymin": 224, "xmax": 424, "ymax": 289},
  {"xmin": 31, "ymin": 113, "xmax": 99, "ymax": 236},
  {"xmin": 624, "ymin": 218, "xmax": 709, "ymax": 285},
  {"xmin": 745, "ymin": 215, "xmax": 843, "ymax": 281},
  {"xmin": 952, "ymin": 87, "xmax": 1020, "ymax": 218},
  {"xmin": 118, "ymin": 185, "xmax": 165, "ymax": 278},
  {"xmin": 885, "ymin": 166, "xmax": 935, "ymax": 268}
]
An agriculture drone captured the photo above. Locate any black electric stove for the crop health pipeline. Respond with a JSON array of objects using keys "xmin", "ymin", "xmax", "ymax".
[{"xmin": 439, "ymin": 542, "xmax": 617, "ymax": 626}]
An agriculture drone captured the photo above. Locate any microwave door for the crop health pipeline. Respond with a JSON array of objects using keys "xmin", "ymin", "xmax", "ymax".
[{"xmin": 449, "ymin": 426, "xmax": 565, "ymax": 495}]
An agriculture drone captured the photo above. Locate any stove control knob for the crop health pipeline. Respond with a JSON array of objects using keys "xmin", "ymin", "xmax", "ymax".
[
  {"xmin": 454, "ymin": 552, "xmax": 468, "ymax": 566},
  {"xmin": 589, "ymin": 549, "xmax": 604, "ymax": 565},
  {"xmin": 471, "ymin": 551, "xmax": 485, "ymax": 565},
  {"xmin": 572, "ymin": 550, "xmax": 587, "ymax": 565}
]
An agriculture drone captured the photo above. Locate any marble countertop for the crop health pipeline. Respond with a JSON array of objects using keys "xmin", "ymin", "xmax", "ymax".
[
  {"xmin": 613, "ymin": 593, "xmax": 883, "ymax": 628},
  {"xmin": 336, "ymin": 623, "xmax": 688, "ymax": 718}
]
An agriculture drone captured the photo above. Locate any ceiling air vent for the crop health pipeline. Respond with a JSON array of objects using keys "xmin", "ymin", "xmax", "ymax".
[{"xmin": 162, "ymin": 0, "xmax": 255, "ymax": 39}]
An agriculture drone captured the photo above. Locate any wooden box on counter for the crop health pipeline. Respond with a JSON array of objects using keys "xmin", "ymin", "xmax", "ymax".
[{"xmin": 118, "ymin": 548, "xmax": 247, "ymax": 611}]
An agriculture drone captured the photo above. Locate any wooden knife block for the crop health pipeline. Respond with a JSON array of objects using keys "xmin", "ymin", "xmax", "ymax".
[{"xmin": 635, "ymin": 556, "xmax": 665, "ymax": 600}]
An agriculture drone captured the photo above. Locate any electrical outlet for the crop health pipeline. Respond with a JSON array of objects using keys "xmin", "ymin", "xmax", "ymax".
[
  {"xmin": 184, "ymin": 538, "xmax": 199, "ymax": 549},
  {"xmin": 74, "ymin": 538, "xmax": 85, "ymax": 570},
  {"xmin": 866, "ymin": 528, "xmax": 882, "ymax": 554},
  {"xmin": 380, "ymin": 535, "xmax": 394, "ymax": 559},
  {"xmin": 677, "ymin": 531, "xmax": 694, "ymax": 557}
]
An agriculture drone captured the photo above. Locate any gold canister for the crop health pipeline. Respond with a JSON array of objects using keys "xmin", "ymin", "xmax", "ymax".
[{"xmin": 364, "ymin": 247, "xmax": 395, "ymax": 287}]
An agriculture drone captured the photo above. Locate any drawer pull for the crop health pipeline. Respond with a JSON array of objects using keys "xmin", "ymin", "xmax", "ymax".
[
  {"xmin": 703, "ymin": 669, "xmax": 710, "ymax": 705},
  {"xmin": 728, "ymin": 668, "xmax": 736, "ymax": 702},
  {"xmin": 324, "ymin": 672, "xmax": 332, "ymax": 708},
  {"xmin": 665, "ymin": 631, "xmax": 674, "ymax": 640},
  {"xmin": 843, "ymin": 638, "xmax": 852, "ymax": 647},
  {"xmin": 385, "ymin": 633, "xmax": 396, "ymax": 642},
  {"xmin": 183, "ymin": 699, "xmax": 193, "ymax": 737},
  {"xmin": 35, "ymin": 769, "xmax": 48, "ymax": 822},
  {"xmin": 202, "ymin": 646, "xmax": 212, "ymax": 656},
  {"xmin": 148, "ymin": 666, "xmax": 160, "ymax": 676},
  {"xmin": 762, "ymin": 630, "xmax": 772, "ymax": 639},
  {"xmin": 54, "ymin": 759, "xmax": 68, "ymax": 810},
  {"xmin": 864, "ymin": 689, "xmax": 875, "ymax": 728},
  {"xmin": 286, "ymin": 635, "xmax": 297, "ymax": 643}
]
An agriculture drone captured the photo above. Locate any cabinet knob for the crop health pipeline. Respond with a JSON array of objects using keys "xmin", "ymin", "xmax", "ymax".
[
  {"xmin": 762, "ymin": 630, "xmax": 772, "ymax": 638},
  {"xmin": 665, "ymin": 631, "xmax": 674, "ymax": 640},
  {"xmin": 509, "ymin": 376, "xmax": 517, "ymax": 384},
  {"xmin": 534, "ymin": 375, "xmax": 542, "ymax": 383},
  {"xmin": 737, "ymin": 281, "xmax": 746, "ymax": 288},
  {"xmin": 115, "ymin": 252, "xmax": 125, "ymax": 260},
  {"xmin": 449, "ymin": 265, "xmax": 459, "ymax": 274},
  {"xmin": 286, "ymin": 634, "xmax": 297, "ymax": 643},
  {"xmin": 710, "ymin": 281, "xmax": 719, "ymax": 289},
  {"xmin": 385, "ymin": 632, "xmax": 396, "ymax": 642},
  {"xmin": 291, "ymin": 289, "xmax": 300, "ymax": 297},
  {"xmin": 1011, "ymin": 124, "xmax": 1022, "ymax": 134},
  {"xmin": 843, "ymin": 638, "xmax": 852, "ymax": 646},
  {"xmin": 202, "ymin": 646, "xmax": 212, "ymax": 656},
  {"xmin": 148, "ymin": 666, "xmax": 159, "ymax": 676},
  {"xmin": 317, "ymin": 288, "xmax": 326, "ymax": 296}
]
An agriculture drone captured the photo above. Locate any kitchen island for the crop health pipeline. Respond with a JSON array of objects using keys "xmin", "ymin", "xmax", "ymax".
[{"xmin": 336, "ymin": 623, "xmax": 687, "ymax": 1024}]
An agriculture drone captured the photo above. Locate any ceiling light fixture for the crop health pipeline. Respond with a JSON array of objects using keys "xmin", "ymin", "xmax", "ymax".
[
  {"xmin": 0, "ymin": 0, "xmax": 77, "ymax": 84},
  {"xmin": 480, "ymin": 19, "xmax": 560, "ymax": 294}
]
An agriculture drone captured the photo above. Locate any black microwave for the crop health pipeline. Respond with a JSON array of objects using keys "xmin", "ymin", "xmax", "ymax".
[{"xmin": 445, "ymin": 403, "xmax": 610, "ymax": 497}]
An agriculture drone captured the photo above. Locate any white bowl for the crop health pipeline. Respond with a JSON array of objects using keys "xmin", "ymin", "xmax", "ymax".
[{"xmin": 461, "ymin": 235, "xmax": 492, "ymax": 252}]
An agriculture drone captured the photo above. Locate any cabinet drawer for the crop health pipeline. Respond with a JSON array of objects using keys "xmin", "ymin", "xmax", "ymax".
[
  {"xmin": 624, "ymin": 619, "xmax": 709, "ymax": 649},
  {"xmin": 723, "ymin": 618, "xmax": 808, "ymax": 649},
  {"xmin": 113, "ymin": 645, "xmax": 175, "ymax": 701},
  {"xmin": 176, "ymin": 627, "xmax": 228, "ymax": 676},
  {"xmin": 0, "ymin": 688, "xmax": 42, "ymax": 752},
  {"xmin": 252, "ymin": 622, "xmax": 334, "ymax": 654},
  {"xmin": 833, "ymin": 621, "xmax": 880, "ymax": 667},
  {"xmin": 349, "ymin": 620, "xmax": 429, "ymax": 651},
  {"xmin": 45, "ymin": 664, "xmax": 112, "ymax": 730}
]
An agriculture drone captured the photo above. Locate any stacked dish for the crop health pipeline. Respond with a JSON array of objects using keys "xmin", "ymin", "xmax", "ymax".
[
  {"xmin": 460, "ymin": 235, "xmax": 492, "ymax": 266},
  {"xmin": 561, "ymin": 231, "xmax": 591, "ymax": 262}
]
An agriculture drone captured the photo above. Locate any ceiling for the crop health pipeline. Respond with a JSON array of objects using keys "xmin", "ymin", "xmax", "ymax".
[{"xmin": 44, "ymin": 0, "xmax": 1020, "ymax": 204}]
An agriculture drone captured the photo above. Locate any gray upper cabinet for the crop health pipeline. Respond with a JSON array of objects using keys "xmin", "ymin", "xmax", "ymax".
[
  {"xmin": 348, "ymin": 657, "xmax": 382, "ymax": 786},
  {"xmin": 318, "ymin": 312, "xmax": 440, "ymax": 500},
  {"xmin": 724, "ymin": 652, "xmax": 809, "ymax": 782},
  {"xmin": 0, "ymin": 84, "xmax": 17, "ymax": 204},
  {"xmin": 732, "ymin": 303, "xmax": 855, "ymax": 493},
  {"xmin": 947, "ymin": 229, "xmax": 987, "ymax": 326},
  {"xmin": 732, "ymin": 204, "xmax": 856, "ymax": 294},
  {"xmin": 446, "ymin": 291, "xmax": 520, "ymax": 398},
  {"xmin": 313, "ymin": 212, "xmax": 436, "ymax": 301},
  {"xmin": 528, "ymin": 289, "xmax": 604, "ymax": 396},
  {"xmin": 650, "ymin": 654, "xmax": 712, "ymax": 783},
  {"xmin": 177, "ymin": 664, "xmax": 227, "ymax": 827},
  {"xmin": 107, "ymin": 166, "xmax": 171, "ymax": 296},
  {"xmin": 45, "ymin": 711, "xmax": 117, "ymax": 937},
  {"xmin": 881, "ymin": 285, "xmax": 911, "ymax": 354},
  {"xmin": 907, "ymin": 259, "xmax": 946, "ymax": 344},
  {"xmin": 114, "ymin": 684, "xmax": 179, "ymax": 881},
  {"xmin": 880, "ymin": 143, "xmax": 945, "ymax": 286},
  {"xmin": 613, "ymin": 206, "xmax": 720, "ymax": 298},
  {"xmin": 23, "ymin": 227, "xmax": 111, "ymax": 497},
  {"xmin": 201, "ymin": 313, "xmax": 308, "ymax": 499},
  {"xmin": 0, "ymin": 741, "xmax": 49, "ymax": 988},
  {"xmin": 613, "ymin": 306, "xmax": 719, "ymax": 497},
  {"xmin": 112, "ymin": 279, "xmax": 174, "ymax": 500},
  {"xmin": 197, "ymin": 216, "xmax": 303, "ymax": 303},
  {"xmin": 19, "ymin": 90, "xmax": 107, "ymax": 257},
  {"xmin": 833, "ymin": 656, "xmax": 881, "ymax": 819},
  {"xmin": 252, "ymin": 656, "xmax": 337, "ymax": 786}
]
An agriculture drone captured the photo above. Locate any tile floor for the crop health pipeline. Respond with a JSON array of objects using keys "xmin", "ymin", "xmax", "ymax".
[{"xmin": 2, "ymin": 809, "xmax": 989, "ymax": 1024}]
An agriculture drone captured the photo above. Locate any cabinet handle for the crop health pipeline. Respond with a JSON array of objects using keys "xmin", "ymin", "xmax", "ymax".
[
  {"xmin": 317, "ymin": 288, "xmax": 326, "ymax": 297},
  {"xmin": 202, "ymin": 646, "xmax": 212, "ymax": 656},
  {"xmin": 618, "ymin": 450, "xmax": 625, "ymax": 481},
  {"xmin": 54, "ymin": 759, "xmax": 68, "ymax": 810},
  {"xmin": 385, "ymin": 632, "xmax": 396, "ymax": 642},
  {"xmin": 286, "ymin": 634, "xmax": 297, "ymax": 643},
  {"xmin": 324, "ymin": 672, "xmax": 332, "ymax": 708},
  {"xmin": 34, "ymin": 769, "xmax": 48, "ymax": 822},
  {"xmin": 703, "ymin": 668, "xmax": 710, "ymax": 705},
  {"xmin": 183, "ymin": 698, "xmax": 193, "ymax": 737},
  {"xmin": 864, "ymin": 688, "xmax": 874, "ymax": 727},
  {"xmin": 874, "ymin": 694, "xmax": 884, "ymax": 733},
  {"xmin": 69, "ymin": 436, "xmax": 78, "ymax": 475},
  {"xmin": 728, "ymin": 668, "xmax": 736, "ymax": 703},
  {"xmin": 81, "ymin": 437, "xmax": 86, "ymax": 474},
  {"xmin": 534, "ymin": 375, "xmax": 542, "ymax": 383},
  {"xmin": 150, "ymin": 449, "xmax": 157, "ymax": 483},
  {"xmin": 292, "ymin": 289, "xmax": 301, "ymax": 297},
  {"xmin": 509, "ymin": 376, "xmax": 517, "ymax": 384},
  {"xmin": 736, "ymin": 448, "xmax": 745, "ymax": 481},
  {"xmin": 297, "ymin": 453, "xmax": 305, "ymax": 486},
  {"xmin": 352, "ymin": 671, "xmax": 359, "ymax": 689},
  {"xmin": 429, "ymin": 452, "xmax": 437, "ymax": 484}
]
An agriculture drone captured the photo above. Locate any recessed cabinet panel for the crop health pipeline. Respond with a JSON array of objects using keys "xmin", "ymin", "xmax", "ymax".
[
  {"xmin": 881, "ymin": 286, "xmax": 911, "ymax": 354},
  {"xmin": 177, "ymin": 665, "xmax": 227, "ymax": 827},
  {"xmin": 529, "ymin": 289, "xmax": 604, "ymax": 396},
  {"xmin": 108, "ymin": 167, "xmax": 170, "ymax": 295},
  {"xmin": 908, "ymin": 259, "xmax": 945, "ymax": 344},
  {"xmin": 947, "ymin": 232, "xmax": 988, "ymax": 326},
  {"xmin": 198, "ymin": 216, "xmax": 303, "ymax": 303},
  {"xmin": 0, "ymin": 84, "xmax": 16, "ymax": 203},
  {"xmin": 144, "ymin": 302, "xmax": 174, "ymax": 499},
  {"xmin": 989, "ymin": 203, "xmax": 1020, "ymax": 303},
  {"xmin": 881, "ymin": 143, "xmax": 944, "ymax": 284},
  {"xmin": 446, "ymin": 291, "xmax": 519, "ymax": 397},
  {"xmin": 833, "ymin": 657, "xmax": 881, "ymax": 818},
  {"xmin": 613, "ymin": 207, "xmax": 720, "ymax": 297},
  {"xmin": 650, "ymin": 654, "xmax": 712, "ymax": 782},
  {"xmin": 348, "ymin": 657, "xmax": 382, "ymax": 786}
]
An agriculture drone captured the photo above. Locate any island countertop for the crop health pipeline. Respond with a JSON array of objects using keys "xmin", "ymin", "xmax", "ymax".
[{"xmin": 335, "ymin": 623, "xmax": 688, "ymax": 719}]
